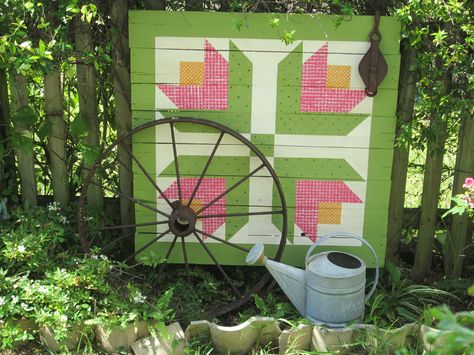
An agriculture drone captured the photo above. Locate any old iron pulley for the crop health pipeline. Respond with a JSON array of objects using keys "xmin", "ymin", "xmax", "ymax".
[{"xmin": 358, "ymin": 12, "xmax": 388, "ymax": 96}]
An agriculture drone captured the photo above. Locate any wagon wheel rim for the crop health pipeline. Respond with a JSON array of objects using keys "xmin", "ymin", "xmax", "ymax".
[{"xmin": 77, "ymin": 117, "xmax": 287, "ymax": 317}]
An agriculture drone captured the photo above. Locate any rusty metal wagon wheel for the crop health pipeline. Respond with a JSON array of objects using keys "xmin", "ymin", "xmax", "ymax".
[{"xmin": 77, "ymin": 117, "xmax": 287, "ymax": 317}]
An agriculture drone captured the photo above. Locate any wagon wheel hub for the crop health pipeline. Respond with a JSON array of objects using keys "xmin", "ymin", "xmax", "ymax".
[{"xmin": 169, "ymin": 202, "xmax": 196, "ymax": 237}]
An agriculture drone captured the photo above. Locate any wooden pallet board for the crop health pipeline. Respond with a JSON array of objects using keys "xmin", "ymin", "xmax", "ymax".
[{"xmin": 129, "ymin": 11, "xmax": 401, "ymax": 267}]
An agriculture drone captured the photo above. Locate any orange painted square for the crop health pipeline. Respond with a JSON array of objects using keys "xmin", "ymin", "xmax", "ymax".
[
  {"xmin": 326, "ymin": 65, "xmax": 351, "ymax": 88},
  {"xmin": 180, "ymin": 62, "xmax": 205, "ymax": 86},
  {"xmin": 318, "ymin": 202, "xmax": 342, "ymax": 224},
  {"xmin": 183, "ymin": 198, "xmax": 203, "ymax": 213}
]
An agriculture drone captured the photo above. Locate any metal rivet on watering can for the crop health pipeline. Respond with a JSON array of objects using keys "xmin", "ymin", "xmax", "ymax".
[
  {"xmin": 246, "ymin": 233, "xmax": 379, "ymax": 328},
  {"xmin": 358, "ymin": 12, "xmax": 388, "ymax": 97}
]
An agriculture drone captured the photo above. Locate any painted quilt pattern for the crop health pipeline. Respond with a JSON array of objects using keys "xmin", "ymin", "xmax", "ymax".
[
  {"xmin": 295, "ymin": 180, "xmax": 362, "ymax": 242},
  {"xmin": 300, "ymin": 43, "xmax": 367, "ymax": 112},
  {"xmin": 157, "ymin": 40, "xmax": 228, "ymax": 110},
  {"xmin": 146, "ymin": 29, "xmax": 396, "ymax": 263}
]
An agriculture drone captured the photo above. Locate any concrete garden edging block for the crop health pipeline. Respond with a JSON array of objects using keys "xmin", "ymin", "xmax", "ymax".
[
  {"xmin": 311, "ymin": 324, "xmax": 364, "ymax": 353},
  {"xmin": 131, "ymin": 322, "xmax": 186, "ymax": 355},
  {"xmin": 419, "ymin": 324, "xmax": 446, "ymax": 352},
  {"xmin": 185, "ymin": 317, "xmax": 281, "ymax": 355},
  {"xmin": 39, "ymin": 325, "xmax": 82, "ymax": 352},
  {"xmin": 96, "ymin": 323, "xmax": 139, "ymax": 353},
  {"xmin": 184, "ymin": 320, "xmax": 212, "ymax": 343},
  {"xmin": 363, "ymin": 323, "xmax": 419, "ymax": 353},
  {"xmin": 278, "ymin": 323, "xmax": 313, "ymax": 354},
  {"xmin": 311, "ymin": 322, "xmax": 419, "ymax": 354}
]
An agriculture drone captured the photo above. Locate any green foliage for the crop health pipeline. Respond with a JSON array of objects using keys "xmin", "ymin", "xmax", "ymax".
[
  {"xmin": 253, "ymin": 293, "xmax": 298, "ymax": 320},
  {"xmin": 426, "ymin": 304, "xmax": 474, "ymax": 354},
  {"xmin": 36, "ymin": 118, "xmax": 53, "ymax": 140},
  {"xmin": 159, "ymin": 267, "xmax": 235, "ymax": 325},
  {"xmin": 443, "ymin": 177, "xmax": 474, "ymax": 219},
  {"xmin": 70, "ymin": 113, "xmax": 88, "ymax": 140},
  {"xmin": 11, "ymin": 131, "xmax": 33, "ymax": 152},
  {"xmin": 365, "ymin": 263, "xmax": 459, "ymax": 327},
  {"xmin": 0, "ymin": 203, "xmax": 72, "ymax": 274},
  {"xmin": 0, "ymin": 205, "xmax": 175, "ymax": 349},
  {"xmin": 11, "ymin": 106, "xmax": 37, "ymax": 128}
]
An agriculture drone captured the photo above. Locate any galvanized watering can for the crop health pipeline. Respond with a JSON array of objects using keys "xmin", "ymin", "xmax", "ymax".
[{"xmin": 246, "ymin": 233, "xmax": 379, "ymax": 327}]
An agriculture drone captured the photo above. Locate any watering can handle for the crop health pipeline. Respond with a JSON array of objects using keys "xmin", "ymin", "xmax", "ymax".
[{"xmin": 305, "ymin": 233, "xmax": 379, "ymax": 303}]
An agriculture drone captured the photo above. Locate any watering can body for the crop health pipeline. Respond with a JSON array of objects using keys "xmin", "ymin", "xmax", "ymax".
[{"xmin": 246, "ymin": 233, "xmax": 379, "ymax": 327}]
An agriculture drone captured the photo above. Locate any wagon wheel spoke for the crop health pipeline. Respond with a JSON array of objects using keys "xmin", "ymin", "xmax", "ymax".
[
  {"xmin": 195, "ymin": 163, "xmax": 265, "ymax": 215},
  {"xmin": 89, "ymin": 180, "xmax": 169, "ymax": 219},
  {"xmin": 170, "ymin": 122, "xmax": 183, "ymax": 204},
  {"xmin": 193, "ymin": 232, "xmax": 241, "ymax": 297},
  {"xmin": 86, "ymin": 220, "xmax": 168, "ymax": 232},
  {"xmin": 102, "ymin": 232, "xmax": 135, "ymax": 252},
  {"xmin": 187, "ymin": 131, "xmax": 225, "ymax": 208},
  {"xmin": 181, "ymin": 236, "xmax": 192, "ymax": 284},
  {"xmin": 119, "ymin": 141, "xmax": 173, "ymax": 208},
  {"xmin": 197, "ymin": 210, "xmax": 283, "ymax": 219},
  {"xmin": 194, "ymin": 228, "xmax": 249, "ymax": 253},
  {"xmin": 157, "ymin": 235, "xmax": 178, "ymax": 278},
  {"xmin": 124, "ymin": 228, "xmax": 170, "ymax": 263}
]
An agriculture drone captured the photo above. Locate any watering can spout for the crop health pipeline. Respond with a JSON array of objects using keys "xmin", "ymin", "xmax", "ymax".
[{"xmin": 246, "ymin": 244, "xmax": 306, "ymax": 315}]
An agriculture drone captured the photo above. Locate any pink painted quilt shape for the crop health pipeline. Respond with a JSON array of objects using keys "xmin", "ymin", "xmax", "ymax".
[
  {"xmin": 300, "ymin": 43, "xmax": 366, "ymax": 112},
  {"xmin": 295, "ymin": 180, "xmax": 362, "ymax": 242},
  {"xmin": 157, "ymin": 40, "xmax": 228, "ymax": 110},
  {"xmin": 159, "ymin": 178, "xmax": 226, "ymax": 236}
]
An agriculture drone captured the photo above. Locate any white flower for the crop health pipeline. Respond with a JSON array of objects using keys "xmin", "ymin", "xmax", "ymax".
[
  {"xmin": 59, "ymin": 216, "xmax": 68, "ymax": 224},
  {"xmin": 99, "ymin": 255, "xmax": 108, "ymax": 260},
  {"xmin": 11, "ymin": 296, "xmax": 19, "ymax": 304},
  {"xmin": 38, "ymin": 285, "xmax": 49, "ymax": 294},
  {"xmin": 20, "ymin": 302, "xmax": 29, "ymax": 310},
  {"xmin": 48, "ymin": 202, "xmax": 60, "ymax": 211},
  {"xmin": 132, "ymin": 291, "xmax": 147, "ymax": 304},
  {"xmin": 0, "ymin": 297, "xmax": 5, "ymax": 306},
  {"xmin": 60, "ymin": 315, "xmax": 68, "ymax": 322},
  {"xmin": 17, "ymin": 245, "xmax": 26, "ymax": 253},
  {"xmin": 91, "ymin": 255, "xmax": 98, "ymax": 260}
]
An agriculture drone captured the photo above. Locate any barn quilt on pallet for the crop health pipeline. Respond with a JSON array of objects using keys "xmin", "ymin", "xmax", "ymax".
[{"xmin": 129, "ymin": 11, "xmax": 401, "ymax": 267}]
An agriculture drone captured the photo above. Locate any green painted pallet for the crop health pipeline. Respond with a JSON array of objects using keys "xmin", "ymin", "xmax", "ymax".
[{"xmin": 129, "ymin": 11, "xmax": 401, "ymax": 267}]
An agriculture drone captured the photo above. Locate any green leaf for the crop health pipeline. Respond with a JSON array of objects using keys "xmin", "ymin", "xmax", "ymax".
[
  {"xmin": 38, "ymin": 39, "xmax": 45, "ymax": 54},
  {"xmin": 385, "ymin": 261, "xmax": 401, "ymax": 285},
  {"xmin": 11, "ymin": 131, "xmax": 33, "ymax": 152},
  {"xmin": 37, "ymin": 119, "xmax": 53, "ymax": 140},
  {"xmin": 12, "ymin": 106, "xmax": 37, "ymax": 129},
  {"xmin": 468, "ymin": 284, "xmax": 474, "ymax": 296},
  {"xmin": 65, "ymin": 66, "xmax": 75, "ymax": 80},
  {"xmin": 232, "ymin": 19, "xmax": 243, "ymax": 32},
  {"xmin": 281, "ymin": 30, "xmax": 296, "ymax": 45},
  {"xmin": 269, "ymin": 18, "xmax": 280, "ymax": 28},
  {"xmin": 80, "ymin": 144, "xmax": 100, "ymax": 166},
  {"xmin": 37, "ymin": 22, "xmax": 50, "ymax": 29},
  {"xmin": 70, "ymin": 113, "xmax": 88, "ymax": 140}
]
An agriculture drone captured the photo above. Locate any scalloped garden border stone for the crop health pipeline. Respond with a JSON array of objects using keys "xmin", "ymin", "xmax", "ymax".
[
  {"xmin": 185, "ymin": 318, "xmax": 421, "ymax": 355},
  {"xmin": 185, "ymin": 317, "xmax": 281, "ymax": 355}
]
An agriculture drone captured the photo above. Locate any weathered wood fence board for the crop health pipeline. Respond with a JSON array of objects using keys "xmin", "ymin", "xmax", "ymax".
[{"xmin": 129, "ymin": 11, "xmax": 401, "ymax": 267}]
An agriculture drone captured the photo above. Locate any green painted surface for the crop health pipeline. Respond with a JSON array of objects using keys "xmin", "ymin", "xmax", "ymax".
[
  {"xmin": 274, "ymin": 158, "xmax": 363, "ymax": 180},
  {"xmin": 129, "ymin": 11, "xmax": 401, "ymax": 267},
  {"xmin": 129, "ymin": 11, "xmax": 400, "ymax": 55},
  {"xmin": 250, "ymin": 134, "xmax": 274, "ymax": 156}
]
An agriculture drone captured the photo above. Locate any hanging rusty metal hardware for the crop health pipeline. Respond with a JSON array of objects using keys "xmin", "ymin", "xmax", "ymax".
[{"xmin": 358, "ymin": 12, "xmax": 388, "ymax": 97}]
